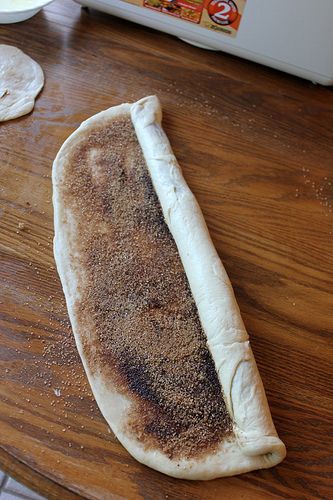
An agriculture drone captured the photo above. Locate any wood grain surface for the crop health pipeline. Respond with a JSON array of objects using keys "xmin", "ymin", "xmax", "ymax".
[{"xmin": 1, "ymin": 1, "xmax": 333, "ymax": 498}]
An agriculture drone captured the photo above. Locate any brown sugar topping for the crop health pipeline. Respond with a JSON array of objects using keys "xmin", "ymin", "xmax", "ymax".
[{"xmin": 60, "ymin": 115, "xmax": 233, "ymax": 460}]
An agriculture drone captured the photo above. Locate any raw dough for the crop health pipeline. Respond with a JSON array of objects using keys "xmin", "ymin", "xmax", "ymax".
[
  {"xmin": 52, "ymin": 96, "xmax": 286, "ymax": 479},
  {"xmin": 0, "ymin": 45, "xmax": 44, "ymax": 122}
]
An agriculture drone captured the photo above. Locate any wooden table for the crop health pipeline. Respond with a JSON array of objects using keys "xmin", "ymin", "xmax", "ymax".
[{"xmin": 1, "ymin": 1, "xmax": 332, "ymax": 498}]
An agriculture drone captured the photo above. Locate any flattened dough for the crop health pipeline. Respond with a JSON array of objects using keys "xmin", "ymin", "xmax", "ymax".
[
  {"xmin": 0, "ymin": 45, "xmax": 44, "ymax": 122},
  {"xmin": 53, "ymin": 96, "xmax": 286, "ymax": 479}
]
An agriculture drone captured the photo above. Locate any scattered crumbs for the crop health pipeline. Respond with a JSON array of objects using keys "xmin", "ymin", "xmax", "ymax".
[{"xmin": 301, "ymin": 168, "xmax": 332, "ymax": 215}]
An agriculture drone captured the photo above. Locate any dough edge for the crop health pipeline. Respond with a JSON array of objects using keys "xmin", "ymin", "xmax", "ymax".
[{"xmin": 52, "ymin": 96, "xmax": 286, "ymax": 480}]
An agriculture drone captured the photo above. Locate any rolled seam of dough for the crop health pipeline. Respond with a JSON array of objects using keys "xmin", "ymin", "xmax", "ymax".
[{"xmin": 130, "ymin": 95, "xmax": 285, "ymax": 461}]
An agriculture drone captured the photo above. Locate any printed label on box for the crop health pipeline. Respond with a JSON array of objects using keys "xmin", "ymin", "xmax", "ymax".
[{"xmin": 123, "ymin": 0, "xmax": 246, "ymax": 37}]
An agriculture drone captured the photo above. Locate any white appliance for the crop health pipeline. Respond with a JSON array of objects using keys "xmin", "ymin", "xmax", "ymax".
[{"xmin": 75, "ymin": 0, "xmax": 333, "ymax": 85}]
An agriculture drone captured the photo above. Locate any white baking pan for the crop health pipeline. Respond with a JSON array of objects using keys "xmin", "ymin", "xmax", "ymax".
[{"xmin": 75, "ymin": 0, "xmax": 333, "ymax": 85}]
